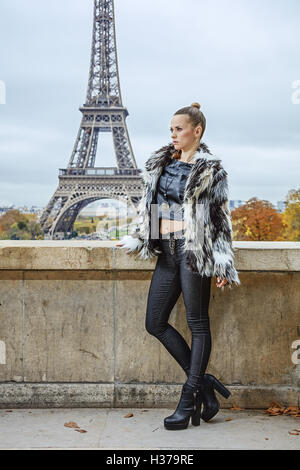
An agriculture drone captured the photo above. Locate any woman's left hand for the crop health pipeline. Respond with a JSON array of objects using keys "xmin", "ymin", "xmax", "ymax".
[{"xmin": 216, "ymin": 277, "xmax": 228, "ymax": 288}]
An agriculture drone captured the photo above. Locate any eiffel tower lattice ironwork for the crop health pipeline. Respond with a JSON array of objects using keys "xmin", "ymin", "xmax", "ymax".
[{"xmin": 39, "ymin": 0, "xmax": 143, "ymax": 239}]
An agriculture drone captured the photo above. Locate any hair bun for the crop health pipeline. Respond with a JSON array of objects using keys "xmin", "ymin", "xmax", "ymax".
[{"xmin": 191, "ymin": 102, "xmax": 201, "ymax": 110}]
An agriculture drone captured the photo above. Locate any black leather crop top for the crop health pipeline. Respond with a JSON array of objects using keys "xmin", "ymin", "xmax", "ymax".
[{"xmin": 155, "ymin": 158, "xmax": 194, "ymax": 221}]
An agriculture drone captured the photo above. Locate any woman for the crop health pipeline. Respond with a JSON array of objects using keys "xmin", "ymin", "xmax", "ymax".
[{"xmin": 116, "ymin": 102, "xmax": 241, "ymax": 430}]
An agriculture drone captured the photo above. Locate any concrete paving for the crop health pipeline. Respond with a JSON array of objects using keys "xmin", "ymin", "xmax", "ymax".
[{"xmin": 0, "ymin": 408, "xmax": 300, "ymax": 450}]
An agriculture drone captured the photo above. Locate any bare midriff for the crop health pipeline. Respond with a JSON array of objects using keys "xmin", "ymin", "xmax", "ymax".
[
  {"xmin": 159, "ymin": 158, "xmax": 195, "ymax": 235},
  {"xmin": 159, "ymin": 218, "xmax": 185, "ymax": 235}
]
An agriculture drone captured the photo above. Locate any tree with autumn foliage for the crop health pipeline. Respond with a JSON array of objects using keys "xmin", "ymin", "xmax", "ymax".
[
  {"xmin": 231, "ymin": 197, "xmax": 284, "ymax": 241},
  {"xmin": 281, "ymin": 189, "xmax": 300, "ymax": 241},
  {"xmin": 0, "ymin": 209, "xmax": 44, "ymax": 240}
]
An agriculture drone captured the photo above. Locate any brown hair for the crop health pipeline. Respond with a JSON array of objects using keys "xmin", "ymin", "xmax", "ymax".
[{"xmin": 171, "ymin": 102, "xmax": 206, "ymax": 160}]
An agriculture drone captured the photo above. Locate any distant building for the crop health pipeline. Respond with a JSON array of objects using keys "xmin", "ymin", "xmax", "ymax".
[
  {"xmin": 0, "ymin": 205, "xmax": 15, "ymax": 215},
  {"xmin": 0, "ymin": 205, "xmax": 44, "ymax": 217},
  {"xmin": 276, "ymin": 201, "xmax": 287, "ymax": 213},
  {"xmin": 229, "ymin": 200, "xmax": 244, "ymax": 210}
]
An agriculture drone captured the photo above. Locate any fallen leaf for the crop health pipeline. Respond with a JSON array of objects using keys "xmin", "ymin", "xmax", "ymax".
[
  {"xmin": 75, "ymin": 429, "xmax": 87, "ymax": 433},
  {"xmin": 124, "ymin": 413, "xmax": 134, "ymax": 418},
  {"xmin": 265, "ymin": 405, "xmax": 285, "ymax": 413},
  {"xmin": 225, "ymin": 418, "xmax": 232, "ymax": 421},
  {"xmin": 288, "ymin": 431, "xmax": 299, "ymax": 436},
  {"xmin": 263, "ymin": 402, "xmax": 299, "ymax": 417},
  {"xmin": 284, "ymin": 406, "xmax": 300, "ymax": 415},
  {"xmin": 230, "ymin": 403, "xmax": 244, "ymax": 411},
  {"xmin": 267, "ymin": 410, "xmax": 282, "ymax": 416},
  {"xmin": 64, "ymin": 421, "xmax": 80, "ymax": 428},
  {"xmin": 269, "ymin": 401, "xmax": 283, "ymax": 408},
  {"xmin": 264, "ymin": 438, "xmax": 269, "ymax": 440},
  {"xmin": 284, "ymin": 406, "xmax": 298, "ymax": 412},
  {"xmin": 5, "ymin": 410, "xmax": 13, "ymax": 413}
]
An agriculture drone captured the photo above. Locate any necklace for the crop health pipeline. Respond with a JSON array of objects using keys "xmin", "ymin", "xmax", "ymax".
[
  {"xmin": 161, "ymin": 174, "xmax": 174, "ymax": 211},
  {"xmin": 179, "ymin": 150, "xmax": 197, "ymax": 164},
  {"xmin": 179, "ymin": 156, "xmax": 196, "ymax": 164}
]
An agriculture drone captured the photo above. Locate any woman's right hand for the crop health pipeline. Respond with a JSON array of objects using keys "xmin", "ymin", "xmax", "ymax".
[{"xmin": 115, "ymin": 241, "xmax": 131, "ymax": 254}]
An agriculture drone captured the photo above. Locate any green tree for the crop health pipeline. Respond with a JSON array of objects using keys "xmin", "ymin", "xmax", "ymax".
[
  {"xmin": 281, "ymin": 189, "xmax": 300, "ymax": 241},
  {"xmin": 0, "ymin": 209, "xmax": 44, "ymax": 240}
]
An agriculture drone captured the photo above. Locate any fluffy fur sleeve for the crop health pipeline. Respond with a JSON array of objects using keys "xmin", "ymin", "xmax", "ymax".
[
  {"xmin": 209, "ymin": 162, "xmax": 241, "ymax": 289},
  {"xmin": 117, "ymin": 174, "xmax": 148, "ymax": 254}
]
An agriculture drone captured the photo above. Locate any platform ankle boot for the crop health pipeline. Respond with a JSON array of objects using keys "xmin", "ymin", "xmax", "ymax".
[
  {"xmin": 164, "ymin": 384, "xmax": 203, "ymax": 430},
  {"xmin": 198, "ymin": 373, "xmax": 231, "ymax": 422}
]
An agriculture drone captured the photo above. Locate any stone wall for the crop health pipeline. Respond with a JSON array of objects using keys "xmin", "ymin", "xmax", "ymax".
[{"xmin": 0, "ymin": 240, "xmax": 299, "ymax": 408}]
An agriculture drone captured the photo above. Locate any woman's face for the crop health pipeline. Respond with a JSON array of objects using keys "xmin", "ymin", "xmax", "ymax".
[{"xmin": 170, "ymin": 114, "xmax": 202, "ymax": 151}]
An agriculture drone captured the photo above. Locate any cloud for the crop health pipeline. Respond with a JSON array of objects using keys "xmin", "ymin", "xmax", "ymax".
[{"xmin": 0, "ymin": 0, "xmax": 299, "ymax": 207}]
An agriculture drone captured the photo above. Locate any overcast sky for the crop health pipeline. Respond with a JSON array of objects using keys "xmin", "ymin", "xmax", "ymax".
[{"xmin": 0, "ymin": 0, "xmax": 299, "ymax": 209}]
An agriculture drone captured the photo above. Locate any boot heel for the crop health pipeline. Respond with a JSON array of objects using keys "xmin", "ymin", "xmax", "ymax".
[
  {"xmin": 210, "ymin": 376, "xmax": 231, "ymax": 399},
  {"xmin": 191, "ymin": 392, "xmax": 202, "ymax": 426}
]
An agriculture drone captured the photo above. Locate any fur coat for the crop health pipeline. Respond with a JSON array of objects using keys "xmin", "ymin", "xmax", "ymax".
[{"xmin": 118, "ymin": 141, "xmax": 241, "ymax": 290}]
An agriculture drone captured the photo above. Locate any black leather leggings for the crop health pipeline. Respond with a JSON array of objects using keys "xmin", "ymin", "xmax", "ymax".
[{"xmin": 145, "ymin": 230, "xmax": 212, "ymax": 390}]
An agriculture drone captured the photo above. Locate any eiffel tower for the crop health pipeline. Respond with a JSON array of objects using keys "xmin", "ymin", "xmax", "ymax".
[{"xmin": 39, "ymin": 0, "xmax": 142, "ymax": 239}]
